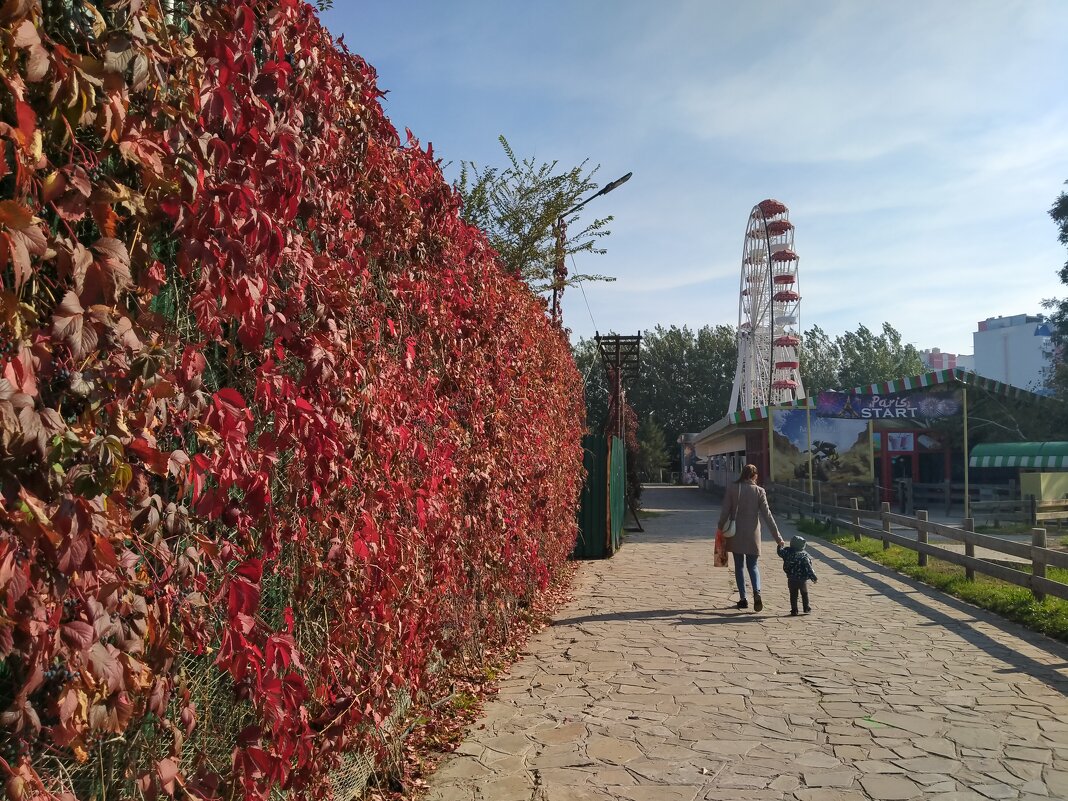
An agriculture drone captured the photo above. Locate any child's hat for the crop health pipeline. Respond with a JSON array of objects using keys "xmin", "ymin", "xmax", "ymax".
[{"xmin": 790, "ymin": 535, "xmax": 807, "ymax": 551}]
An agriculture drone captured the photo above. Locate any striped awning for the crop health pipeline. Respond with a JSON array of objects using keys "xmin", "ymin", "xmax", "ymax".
[{"xmin": 969, "ymin": 442, "xmax": 1068, "ymax": 469}]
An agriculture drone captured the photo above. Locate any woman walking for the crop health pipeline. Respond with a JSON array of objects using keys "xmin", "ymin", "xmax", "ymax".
[{"xmin": 718, "ymin": 464, "xmax": 785, "ymax": 611}]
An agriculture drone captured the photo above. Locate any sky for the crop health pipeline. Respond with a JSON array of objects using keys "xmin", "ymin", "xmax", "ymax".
[{"xmin": 321, "ymin": 1, "xmax": 1068, "ymax": 357}]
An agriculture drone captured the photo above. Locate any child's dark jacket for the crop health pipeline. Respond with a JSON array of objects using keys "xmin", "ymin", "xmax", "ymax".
[{"xmin": 777, "ymin": 545, "xmax": 817, "ymax": 583}]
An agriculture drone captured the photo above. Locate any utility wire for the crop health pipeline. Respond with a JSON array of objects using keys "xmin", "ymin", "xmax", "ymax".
[
  {"xmin": 568, "ymin": 253, "xmax": 599, "ymax": 332},
  {"xmin": 568, "ymin": 254, "xmax": 601, "ymax": 388}
]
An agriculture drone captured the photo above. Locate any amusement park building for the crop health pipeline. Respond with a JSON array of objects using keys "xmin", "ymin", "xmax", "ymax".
[{"xmin": 683, "ymin": 367, "xmax": 1052, "ymax": 507}]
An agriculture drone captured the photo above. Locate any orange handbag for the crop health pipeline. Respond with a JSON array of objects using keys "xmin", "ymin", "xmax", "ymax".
[{"xmin": 713, "ymin": 529, "xmax": 729, "ymax": 567}]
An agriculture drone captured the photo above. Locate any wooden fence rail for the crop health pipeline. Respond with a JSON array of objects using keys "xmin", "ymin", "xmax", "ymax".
[{"xmin": 765, "ymin": 483, "xmax": 1067, "ymax": 603}]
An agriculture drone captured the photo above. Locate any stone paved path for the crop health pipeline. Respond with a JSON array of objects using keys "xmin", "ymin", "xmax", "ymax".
[{"xmin": 424, "ymin": 486, "xmax": 1068, "ymax": 801}]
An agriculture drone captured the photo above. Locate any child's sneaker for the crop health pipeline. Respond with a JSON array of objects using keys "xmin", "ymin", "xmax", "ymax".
[{"xmin": 803, "ymin": 606, "xmax": 812, "ymax": 614}]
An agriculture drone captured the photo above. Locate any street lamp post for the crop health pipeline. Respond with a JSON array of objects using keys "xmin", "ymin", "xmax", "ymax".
[{"xmin": 550, "ymin": 171, "xmax": 632, "ymax": 326}]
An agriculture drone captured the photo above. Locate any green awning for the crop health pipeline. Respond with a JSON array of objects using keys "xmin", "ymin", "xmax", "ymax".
[{"xmin": 969, "ymin": 442, "xmax": 1068, "ymax": 469}]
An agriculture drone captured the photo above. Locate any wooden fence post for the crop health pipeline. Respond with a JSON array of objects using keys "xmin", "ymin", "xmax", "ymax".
[
  {"xmin": 1029, "ymin": 495, "xmax": 1037, "ymax": 527},
  {"xmin": 962, "ymin": 517, "xmax": 975, "ymax": 581},
  {"xmin": 1033, "ymin": 527, "xmax": 1047, "ymax": 602},
  {"xmin": 881, "ymin": 501, "xmax": 891, "ymax": 550},
  {"xmin": 916, "ymin": 509, "xmax": 928, "ymax": 567},
  {"xmin": 851, "ymin": 498, "xmax": 861, "ymax": 542}
]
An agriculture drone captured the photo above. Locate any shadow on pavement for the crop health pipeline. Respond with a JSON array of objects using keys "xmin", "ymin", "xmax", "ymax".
[
  {"xmin": 555, "ymin": 608, "xmax": 783, "ymax": 626},
  {"xmin": 814, "ymin": 537, "xmax": 1068, "ymax": 694}
]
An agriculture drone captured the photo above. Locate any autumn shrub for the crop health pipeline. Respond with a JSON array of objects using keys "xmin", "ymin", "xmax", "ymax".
[{"xmin": 0, "ymin": 2, "xmax": 584, "ymax": 799}]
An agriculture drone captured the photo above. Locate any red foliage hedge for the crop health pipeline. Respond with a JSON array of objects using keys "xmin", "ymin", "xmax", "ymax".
[{"xmin": 0, "ymin": 2, "xmax": 585, "ymax": 798}]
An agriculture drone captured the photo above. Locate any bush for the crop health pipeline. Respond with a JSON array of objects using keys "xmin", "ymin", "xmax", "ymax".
[{"xmin": 0, "ymin": 2, "xmax": 584, "ymax": 798}]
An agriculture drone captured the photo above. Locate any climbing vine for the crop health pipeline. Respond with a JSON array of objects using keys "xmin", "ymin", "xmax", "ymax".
[{"xmin": 0, "ymin": 2, "xmax": 585, "ymax": 799}]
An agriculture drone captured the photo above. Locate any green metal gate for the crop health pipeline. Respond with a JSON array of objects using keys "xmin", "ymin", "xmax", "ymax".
[{"xmin": 574, "ymin": 435, "xmax": 626, "ymax": 558}]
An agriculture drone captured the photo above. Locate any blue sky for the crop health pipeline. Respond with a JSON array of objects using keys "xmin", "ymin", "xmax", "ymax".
[{"xmin": 321, "ymin": 1, "xmax": 1068, "ymax": 357}]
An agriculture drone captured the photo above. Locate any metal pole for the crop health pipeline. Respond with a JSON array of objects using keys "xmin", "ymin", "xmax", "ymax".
[
  {"xmin": 550, "ymin": 217, "xmax": 566, "ymax": 325},
  {"xmin": 806, "ymin": 402, "xmax": 814, "ymax": 497},
  {"xmin": 868, "ymin": 419, "xmax": 876, "ymax": 507},
  {"xmin": 767, "ymin": 408, "xmax": 774, "ymax": 485},
  {"xmin": 963, "ymin": 385, "xmax": 970, "ymax": 520}
]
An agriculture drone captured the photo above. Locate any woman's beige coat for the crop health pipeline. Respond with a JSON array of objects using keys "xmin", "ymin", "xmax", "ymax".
[{"xmin": 717, "ymin": 481, "xmax": 781, "ymax": 556}]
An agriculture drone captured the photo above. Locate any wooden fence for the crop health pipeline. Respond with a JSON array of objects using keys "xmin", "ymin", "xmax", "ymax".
[{"xmin": 767, "ymin": 483, "xmax": 1068, "ymax": 603}]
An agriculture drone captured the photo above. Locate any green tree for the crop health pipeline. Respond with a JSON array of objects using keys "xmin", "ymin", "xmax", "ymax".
[
  {"xmin": 835, "ymin": 322, "xmax": 923, "ymax": 389},
  {"xmin": 1041, "ymin": 182, "xmax": 1068, "ymax": 431},
  {"xmin": 1045, "ymin": 182, "xmax": 1068, "ymax": 341},
  {"xmin": 611, "ymin": 324, "xmax": 737, "ymax": 449},
  {"xmin": 457, "ymin": 136, "xmax": 615, "ymax": 291},
  {"xmin": 636, "ymin": 415, "xmax": 670, "ymax": 481},
  {"xmin": 572, "ymin": 336, "xmax": 609, "ymax": 431},
  {"xmin": 799, "ymin": 325, "xmax": 841, "ymax": 394}
]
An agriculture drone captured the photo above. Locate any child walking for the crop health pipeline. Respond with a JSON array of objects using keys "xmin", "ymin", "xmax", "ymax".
[{"xmin": 777, "ymin": 535, "xmax": 818, "ymax": 615}]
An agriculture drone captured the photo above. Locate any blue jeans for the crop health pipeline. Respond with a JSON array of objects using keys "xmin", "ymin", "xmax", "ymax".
[{"xmin": 733, "ymin": 553, "xmax": 761, "ymax": 600}]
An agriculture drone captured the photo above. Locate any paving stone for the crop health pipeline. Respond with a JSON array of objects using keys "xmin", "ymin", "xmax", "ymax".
[
  {"xmin": 791, "ymin": 750, "xmax": 842, "ymax": 768},
  {"xmin": 791, "ymin": 791, "xmax": 868, "ymax": 801},
  {"xmin": 916, "ymin": 736, "xmax": 958, "ymax": 758},
  {"xmin": 860, "ymin": 774, "xmax": 922, "ymax": 800},
  {"xmin": 872, "ymin": 711, "xmax": 947, "ymax": 737},
  {"xmin": 475, "ymin": 774, "xmax": 535, "ymax": 800},
  {"xmin": 422, "ymin": 488, "xmax": 1068, "ymax": 801},
  {"xmin": 540, "ymin": 786, "xmax": 617, "ymax": 801},
  {"xmin": 769, "ymin": 774, "xmax": 800, "ymax": 791},
  {"xmin": 617, "ymin": 786, "xmax": 701, "ymax": 801},
  {"xmin": 971, "ymin": 784, "xmax": 1019, "ymax": 800},
  {"xmin": 928, "ymin": 782, "xmax": 958, "ymax": 793},
  {"xmin": 1003, "ymin": 760, "xmax": 1044, "ymax": 782},
  {"xmin": 585, "ymin": 735, "xmax": 643, "ymax": 764},
  {"xmin": 702, "ymin": 790, "xmax": 786, "ymax": 801},
  {"xmin": 949, "ymin": 728, "xmax": 1006, "ymax": 750},
  {"xmin": 1004, "ymin": 746, "xmax": 1052, "ymax": 764},
  {"xmin": 1019, "ymin": 779, "xmax": 1049, "ymax": 796},
  {"xmin": 895, "ymin": 755, "xmax": 963, "ymax": 773},
  {"xmin": 802, "ymin": 769, "xmax": 856, "ymax": 787},
  {"xmin": 1042, "ymin": 768, "xmax": 1068, "ymax": 794},
  {"xmin": 533, "ymin": 722, "xmax": 588, "ymax": 745}
]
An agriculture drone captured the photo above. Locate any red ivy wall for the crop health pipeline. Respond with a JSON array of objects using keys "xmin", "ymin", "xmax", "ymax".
[{"xmin": 0, "ymin": 2, "xmax": 585, "ymax": 799}]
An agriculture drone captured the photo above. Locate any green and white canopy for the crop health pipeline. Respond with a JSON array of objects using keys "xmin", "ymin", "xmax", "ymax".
[{"xmin": 969, "ymin": 442, "xmax": 1068, "ymax": 469}]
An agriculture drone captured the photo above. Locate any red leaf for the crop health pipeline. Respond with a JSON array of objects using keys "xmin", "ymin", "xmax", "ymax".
[
  {"xmin": 156, "ymin": 757, "xmax": 182, "ymax": 796},
  {"xmin": 51, "ymin": 291, "xmax": 99, "ymax": 360},
  {"xmin": 87, "ymin": 237, "xmax": 132, "ymax": 303},
  {"xmin": 0, "ymin": 200, "xmax": 33, "ymax": 229},
  {"xmin": 15, "ymin": 100, "xmax": 35, "ymax": 145},
  {"xmin": 235, "ymin": 558, "xmax": 262, "ymax": 583},
  {"xmin": 87, "ymin": 642, "xmax": 124, "ymax": 693},
  {"xmin": 12, "ymin": 20, "xmax": 40, "ymax": 48},
  {"xmin": 60, "ymin": 621, "xmax": 95, "ymax": 651},
  {"xmin": 4, "ymin": 231, "xmax": 30, "ymax": 291}
]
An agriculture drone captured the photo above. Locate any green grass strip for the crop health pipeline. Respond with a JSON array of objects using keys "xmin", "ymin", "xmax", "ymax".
[{"xmin": 796, "ymin": 518, "xmax": 1068, "ymax": 642}]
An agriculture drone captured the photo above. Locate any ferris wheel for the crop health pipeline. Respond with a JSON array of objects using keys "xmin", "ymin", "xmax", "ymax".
[{"xmin": 728, "ymin": 199, "xmax": 805, "ymax": 412}]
